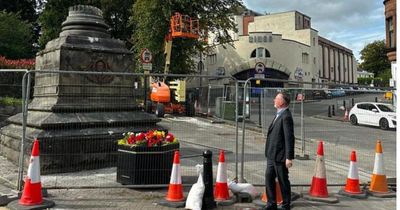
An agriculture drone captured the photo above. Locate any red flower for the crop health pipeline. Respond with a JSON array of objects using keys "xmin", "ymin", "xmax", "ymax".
[
  {"xmin": 165, "ymin": 133, "xmax": 175, "ymax": 142},
  {"xmin": 135, "ymin": 132, "xmax": 145, "ymax": 141},
  {"xmin": 145, "ymin": 130, "xmax": 155, "ymax": 140},
  {"xmin": 147, "ymin": 137, "xmax": 155, "ymax": 147},
  {"xmin": 119, "ymin": 130, "xmax": 178, "ymax": 147},
  {"xmin": 127, "ymin": 133, "xmax": 136, "ymax": 144}
]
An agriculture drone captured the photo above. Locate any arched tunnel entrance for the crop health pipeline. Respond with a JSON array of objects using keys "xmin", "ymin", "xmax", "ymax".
[{"xmin": 233, "ymin": 68, "xmax": 289, "ymax": 87}]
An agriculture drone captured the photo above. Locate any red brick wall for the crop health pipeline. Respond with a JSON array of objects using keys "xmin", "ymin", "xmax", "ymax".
[
  {"xmin": 243, "ymin": 16, "xmax": 254, "ymax": 36},
  {"xmin": 384, "ymin": 0, "xmax": 396, "ymax": 61}
]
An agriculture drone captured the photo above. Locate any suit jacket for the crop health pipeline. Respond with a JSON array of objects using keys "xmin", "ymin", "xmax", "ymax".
[{"xmin": 265, "ymin": 108, "xmax": 295, "ymax": 162}]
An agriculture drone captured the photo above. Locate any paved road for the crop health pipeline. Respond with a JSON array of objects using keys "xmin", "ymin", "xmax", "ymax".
[{"xmin": 159, "ymin": 114, "xmax": 396, "ymax": 186}]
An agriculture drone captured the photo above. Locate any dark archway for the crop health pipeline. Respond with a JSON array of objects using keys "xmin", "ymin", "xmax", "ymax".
[{"xmin": 233, "ymin": 68, "xmax": 289, "ymax": 88}]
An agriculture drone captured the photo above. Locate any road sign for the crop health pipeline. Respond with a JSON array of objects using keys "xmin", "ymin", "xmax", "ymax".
[
  {"xmin": 140, "ymin": 48, "xmax": 152, "ymax": 64},
  {"xmin": 389, "ymin": 78, "xmax": 394, "ymax": 87},
  {"xmin": 142, "ymin": 63, "xmax": 152, "ymax": 70},
  {"xmin": 254, "ymin": 73, "xmax": 265, "ymax": 78},
  {"xmin": 296, "ymin": 93, "xmax": 304, "ymax": 101},
  {"xmin": 255, "ymin": 62, "xmax": 265, "ymax": 73}
]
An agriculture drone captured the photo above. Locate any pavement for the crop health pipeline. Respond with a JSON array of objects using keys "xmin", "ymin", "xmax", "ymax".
[
  {"xmin": 0, "ymin": 180, "xmax": 396, "ymax": 210},
  {"xmin": 0, "ymin": 116, "xmax": 396, "ymax": 210}
]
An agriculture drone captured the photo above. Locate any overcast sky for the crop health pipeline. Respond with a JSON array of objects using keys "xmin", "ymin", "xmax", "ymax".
[{"xmin": 242, "ymin": 0, "xmax": 386, "ymax": 62}]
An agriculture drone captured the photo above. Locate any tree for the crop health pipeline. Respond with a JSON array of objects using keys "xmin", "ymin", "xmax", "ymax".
[
  {"xmin": 0, "ymin": 0, "xmax": 42, "ymax": 57},
  {"xmin": 38, "ymin": 0, "xmax": 99, "ymax": 49},
  {"xmin": 131, "ymin": 0, "xmax": 243, "ymax": 73},
  {"xmin": 359, "ymin": 40, "xmax": 391, "ymax": 76},
  {"xmin": 0, "ymin": 0, "xmax": 37, "ymax": 23},
  {"xmin": 38, "ymin": 0, "xmax": 243, "ymax": 73},
  {"xmin": 0, "ymin": 11, "xmax": 33, "ymax": 59},
  {"xmin": 38, "ymin": 0, "xmax": 134, "ymax": 49},
  {"xmin": 101, "ymin": 0, "xmax": 135, "ymax": 45}
]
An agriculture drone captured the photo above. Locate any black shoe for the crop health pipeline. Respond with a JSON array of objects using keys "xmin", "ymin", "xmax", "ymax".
[
  {"xmin": 259, "ymin": 207, "xmax": 278, "ymax": 210},
  {"xmin": 261, "ymin": 203, "xmax": 277, "ymax": 210},
  {"xmin": 278, "ymin": 204, "xmax": 290, "ymax": 210}
]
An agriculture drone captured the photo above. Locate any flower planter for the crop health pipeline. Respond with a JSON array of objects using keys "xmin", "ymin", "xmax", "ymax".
[{"xmin": 116, "ymin": 143, "xmax": 179, "ymax": 185}]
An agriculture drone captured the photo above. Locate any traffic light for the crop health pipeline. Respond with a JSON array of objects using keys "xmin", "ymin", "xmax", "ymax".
[{"xmin": 169, "ymin": 80, "xmax": 186, "ymax": 102}]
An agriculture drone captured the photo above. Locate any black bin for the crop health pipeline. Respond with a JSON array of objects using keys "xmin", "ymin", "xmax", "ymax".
[{"xmin": 116, "ymin": 143, "xmax": 179, "ymax": 185}]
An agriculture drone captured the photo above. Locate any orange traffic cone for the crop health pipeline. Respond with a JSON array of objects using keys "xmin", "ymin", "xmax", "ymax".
[
  {"xmin": 261, "ymin": 179, "xmax": 283, "ymax": 204},
  {"xmin": 254, "ymin": 177, "xmax": 300, "ymax": 207},
  {"xmin": 302, "ymin": 141, "xmax": 338, "ymax": 203},
  {"xmin": 214, "ymin": 150, "xmax": 235, "ymax": 205},
  {"xmin": 166, "ymin": 151, "xmax": 184, "ymax": 201},
  {"xmin": 7, "ymin": 139, "xmax": 55, "ymax": 209},
  {"xmin": 20, "ymin": 139, "xmax": 42, "ymax": 205},
  {"xmin": 343, "ymin": 109, "xmax": 349, "ymax": 121},
  {"xmin": 159, "ymin": 151, "xmax": 186, "ymax": 208},
  {"xmin": 338, "ymin": 151, "xmax": 367, "ymax": 198},
  {"xmin": 214, "ymin": 150, "xmax": 229, "ymax": 200},
  {"xmin": 368, "ymin": 140, "xmax": 395, "ymax": 197}
]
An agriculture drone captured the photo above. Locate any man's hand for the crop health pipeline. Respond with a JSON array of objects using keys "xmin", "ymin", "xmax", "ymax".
[{"xmin": 286, "ymin": 159, "xmax": 293, "ymax": 168}]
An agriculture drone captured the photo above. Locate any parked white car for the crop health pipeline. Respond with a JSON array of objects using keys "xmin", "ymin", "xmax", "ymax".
[{"xmin": 349, "ymin": 102, "xmax": 396, "ymax": 130}]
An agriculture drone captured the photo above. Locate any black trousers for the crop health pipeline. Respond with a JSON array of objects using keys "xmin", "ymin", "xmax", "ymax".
[{"xmin": 265, "ymin": 160, "xmax": 291, "ymax": 210}]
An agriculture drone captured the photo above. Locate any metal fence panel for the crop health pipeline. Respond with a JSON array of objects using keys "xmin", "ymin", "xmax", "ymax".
[{"xmin": 0, "ymin": 70, "xmax": 396, "ymax": 190}]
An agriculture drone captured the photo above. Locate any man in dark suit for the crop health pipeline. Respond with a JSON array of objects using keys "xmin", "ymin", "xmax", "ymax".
[{"xmin": 263, "ymin": 92, "xmax": 295, "ymax": 210}]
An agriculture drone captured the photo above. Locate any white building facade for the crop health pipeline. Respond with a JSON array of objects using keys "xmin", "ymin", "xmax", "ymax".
[
  {"xmin": 357, "ymin": 69, "xmax": 374, "ymax": 78},
  {"xmin": 205, "ymin": 11, "xmax": 358, "ymax": 87}
]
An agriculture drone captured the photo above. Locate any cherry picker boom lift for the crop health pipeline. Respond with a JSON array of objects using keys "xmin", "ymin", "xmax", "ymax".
[{"xmin": 146, "ymin": 12, "xmax": 200, "ymax": 117}]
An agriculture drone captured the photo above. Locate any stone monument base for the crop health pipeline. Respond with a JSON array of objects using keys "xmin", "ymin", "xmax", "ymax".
[{"xmin": 0, "ymin": 110, "xmax": 161, "ymax": 174}]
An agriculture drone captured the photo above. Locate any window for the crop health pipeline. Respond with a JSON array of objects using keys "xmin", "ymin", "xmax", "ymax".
[
  {"xmin": 208, "ymin": 54, "xmax": 217, "ymax": 65},
  {"xmin": 357, "ymin": 104, "xmax": 368, "ymax": 110},
  {"xmin": 264, "ymin": 49, "xmax": 271, "ymax": 57},
  {"xmin": 366, "ymin": 104, "xmax": 378, "ymax": 111},
  {"xmin": 377, "ymin": 104, "xmax": 395, "ymax": 112},
  {"xmin": 250, "ymin": 50, "xmax": 256, "ymax": 58},
  {"xmin": 313, "ymin": 57, "xmax": 316, "ymax": 64},
  {"xmin": 313, "ymin": 37, "xmax": 316, "ymax": 46},
  {"xmin": 387, "ymin": 17, "xmax": 394, "ymax": 48},
  {"xmin": 304, "ymin": 18, "xmax": 310, "ymax": 29},
  {"xmin": 249, "ymin": 35, "xmax": 273, "ymax": 43},
  {"xmin": 250, "ymin": 47, "xmax": 271, "ymax": 58},
  {"xmin": 298, "ymin": 16, "xmax": 301, "ymax": 28},
  {"xmin": 257, "ymin": 47, "xmax": 264, "ymax": 57},
  {"xmin": 302, "ymin": 53, "xmax": 309, "ymax": 64},
  {"xmin": 358, "ymin": 103, "xmax": 377, "ymax": 111}
]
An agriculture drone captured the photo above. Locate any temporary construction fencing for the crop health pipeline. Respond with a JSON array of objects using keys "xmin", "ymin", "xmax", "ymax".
[{"xmin": 0, "ymin": 69, "xmax": 396, "ymax": 191}]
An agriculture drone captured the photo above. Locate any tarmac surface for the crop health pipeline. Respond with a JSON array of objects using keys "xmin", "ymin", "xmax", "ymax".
[{"xmin": 0, "ymin": 131, "xmax": 396, "ymax": 210}]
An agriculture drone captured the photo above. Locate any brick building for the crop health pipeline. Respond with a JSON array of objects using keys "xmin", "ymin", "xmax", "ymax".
[{"xmin": 384, "ymin": 0, "xmax": 396, "ymax": 88}]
